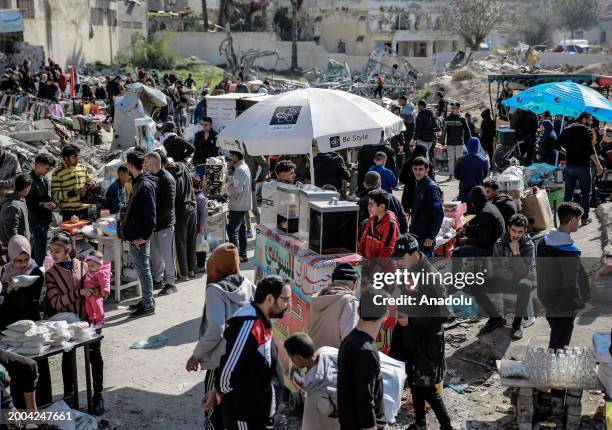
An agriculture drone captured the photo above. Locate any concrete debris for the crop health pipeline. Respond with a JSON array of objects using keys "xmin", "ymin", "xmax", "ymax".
[{"xmin": 0, "ymin": 113, "xmax": 119, "ymax": 175}]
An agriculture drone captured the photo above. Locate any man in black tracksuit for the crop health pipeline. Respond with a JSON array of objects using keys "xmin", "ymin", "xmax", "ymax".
[
  {"xmin": 204, "ymin": 276, "xmax": 291, "ymax": 430},
  {"xmin": 453, "ymin": 186, "xmax": 506, "ymax": 257},
  {"xmin": 338, "ymin": 289, "xmax": 388, "ymax": 430},
  {"xmin": 358, "ymin": 171, "xmax": 408, "ymax": 234},
  {"xmin": 537, "ymin": 202, "xmax": 590, "ymax": 351},
  {"xmin": 389, "ymin": 234, "xmax": 452, "ymax": 430}
]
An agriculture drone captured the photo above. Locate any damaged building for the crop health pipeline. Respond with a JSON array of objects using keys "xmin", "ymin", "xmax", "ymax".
[{"xmin": 0, "ymin": 0, "xmax": 147, "ymax": 69}]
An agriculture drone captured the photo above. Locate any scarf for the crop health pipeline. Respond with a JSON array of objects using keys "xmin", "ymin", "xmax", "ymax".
[{"xmin": 0, "ymin": 235, "xmax": 37, "ymax": 283}]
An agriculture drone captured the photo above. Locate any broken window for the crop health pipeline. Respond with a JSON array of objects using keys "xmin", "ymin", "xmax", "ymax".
[{"xmin": 16, "ymin": 0, "xmax": 34, "ymax": 19}]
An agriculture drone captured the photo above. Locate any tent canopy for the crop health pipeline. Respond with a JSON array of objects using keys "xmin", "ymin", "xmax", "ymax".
[{"xmin": 502, "ymin": 81, "xmax": 612, "ymax": 122}]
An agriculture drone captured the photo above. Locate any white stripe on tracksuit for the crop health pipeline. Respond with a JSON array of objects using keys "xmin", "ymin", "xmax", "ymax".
[
  {"xmin": 219, "ymin": 320, "xmax": 254, "ymax": 393},
  {"xmin": 237, "ymin": 421, "xmax": 248, "ymax": 430},
  {"xmin": 204, "ymin": 371, "xmax": 217, "ymax": 430}
]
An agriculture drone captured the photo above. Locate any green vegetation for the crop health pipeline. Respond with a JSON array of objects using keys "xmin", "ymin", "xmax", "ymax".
[
  {"xmin": 416, "ymin": 87, "xmax": 432, "ymax": 101},
  {"xmin": 119, "ymin": 55, "xmax": 225, "ymax": 91},
  {"xmin": 130, "ymin": 32, "xmax": 177, "ymax": 70}
]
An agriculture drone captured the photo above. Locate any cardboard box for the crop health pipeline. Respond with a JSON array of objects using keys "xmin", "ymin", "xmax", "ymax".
[{"xmin": 520, "ymin": 189, "xmax": 553, "ymax": 232}]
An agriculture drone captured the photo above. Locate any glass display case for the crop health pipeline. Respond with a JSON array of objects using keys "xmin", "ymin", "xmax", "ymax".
[
  {"xmin": 276, "ymin": 184, "xmax": 300, "ymax": 235},
  {"xmin": 298, "ymin": 188, "xmax": 339, "ymax": 243},
  {"xmin": 309, "ymin": 199, "xmax": 359, "ymax": 255}
]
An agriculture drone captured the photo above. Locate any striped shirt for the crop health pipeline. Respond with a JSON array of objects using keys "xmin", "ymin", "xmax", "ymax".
[
  {"xmin": 51, "ymin": 162, "xmax": 94, "ymax": 210},
  {"xmin": 45, "ymin": 259, "xmax": 89, "ymax": 321}
]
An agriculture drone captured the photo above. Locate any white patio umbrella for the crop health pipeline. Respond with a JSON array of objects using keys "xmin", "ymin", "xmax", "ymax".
[{"xmin": 217, "ymin": 88, "xmax": 405, "ymax": 156}]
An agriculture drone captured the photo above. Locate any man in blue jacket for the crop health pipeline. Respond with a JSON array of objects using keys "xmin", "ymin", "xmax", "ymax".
[
  {"xmin": 409, "ymin": 157, "xmax": 443, "ymax": 257},
  {"xmin": 454, "ymin": 137, "xmax": 489, "ymax": 213},
  {"xmin": 122, "ymin": 148, "xmax": 157, "ymax": 318}
]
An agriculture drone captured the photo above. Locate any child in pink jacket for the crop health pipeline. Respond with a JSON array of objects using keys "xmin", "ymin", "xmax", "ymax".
[{"xmin": 84, "ymin": 251, "xmax": 111, "ymax": 327}]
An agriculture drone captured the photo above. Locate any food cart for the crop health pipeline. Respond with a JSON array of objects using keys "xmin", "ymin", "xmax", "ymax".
[{"xmin": 217, "ymin": 88, "xmax": 406, "ymax": 394}]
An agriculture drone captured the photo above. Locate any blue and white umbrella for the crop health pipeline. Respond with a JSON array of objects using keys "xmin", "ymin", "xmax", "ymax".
[{"xmin": 502, "ymin": 81, "xmax": 612, "ymax": 122}]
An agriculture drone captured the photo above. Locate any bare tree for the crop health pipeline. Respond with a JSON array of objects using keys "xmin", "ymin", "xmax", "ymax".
[
  {"xmin": 443, "ymin": 0, "xmax": 506, "ymax": 52},
  {"xmin": 202, "ymin": 0, "xmax": 209, "ymax": 31},
  {"xmin": 556, "ymin": 0, "xmax": 598, "ymax": 39}
]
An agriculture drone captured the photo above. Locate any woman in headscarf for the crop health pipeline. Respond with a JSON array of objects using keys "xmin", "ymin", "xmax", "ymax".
[
  {"xmin": 399, "ymin": 144, "xmax": 435, "ymax": 213},
  {"xmin": 480, "ymin": 108, "xmax": 496, "ymax": 162},
  {"xmin": 0, "ymin": 235, "xmax": 44, "ymax": 331},
  {"xmin": 538, "ymin": 119, "xmax": 558, "ymax": 165},
  {"xmin": 185, "ymin": 243, "xmax": 256, "ymax": 430}
]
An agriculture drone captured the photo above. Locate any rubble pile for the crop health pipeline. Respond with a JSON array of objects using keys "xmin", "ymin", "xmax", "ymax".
[{"xmin": 0, "ymin": 112, "xmax": 118, "ymax": 174}]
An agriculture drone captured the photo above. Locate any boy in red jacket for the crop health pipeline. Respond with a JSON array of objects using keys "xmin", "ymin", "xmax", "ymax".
[{"xmin": 358, "ymin": 189, "xmax": 400, "ymax": 258}]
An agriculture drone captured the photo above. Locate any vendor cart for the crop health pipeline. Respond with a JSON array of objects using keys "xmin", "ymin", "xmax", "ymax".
[{"xmin": 254, "ymin": 224, "xmax": 365, "ymax": 394}]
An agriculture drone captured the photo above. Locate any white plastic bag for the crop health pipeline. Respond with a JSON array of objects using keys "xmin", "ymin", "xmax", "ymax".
[
  {"xmin": 196, "ymin": 233, "xmax": 209, "ymax": 253},
  {"xmin": 498, "ymin": 166, "xmax": 524, "ymax": 192},
  {"xmin": 499, "ymin": 360, "xmax": 529, "ymax": 379}
]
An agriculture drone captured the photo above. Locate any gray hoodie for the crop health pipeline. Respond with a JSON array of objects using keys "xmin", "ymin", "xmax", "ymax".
[
  {"xmin": 193, "ymin": 274, "xmax": 256, "ymax": 370},
  {"xmin": 302, "ymin": 346, "xmax": 340, "ymax": 430}
]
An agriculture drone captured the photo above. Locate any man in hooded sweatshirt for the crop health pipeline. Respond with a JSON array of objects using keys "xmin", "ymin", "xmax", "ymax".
[
  {"xmin": 309, "ymin": 263, "xmax": 359, "ymax": 350},
  {"xmin": 454, "ymin": 137, "xmax": 489, "ymax": 213},
  {"xmin": 409, "ymin": 157, "xmax": 444, "ymax": 257},
  {"xmin": 284, "ymin": 333, "xmax": 340, "ymax": 430},
  {"xmin": 480, "ymin": 108, "xmax": 496, "ymax": 162},
  {"xmin": 536, "ymin": 202, "xmax": 590, "ymax": 351},
  {"xmin": 186, "ymin": 243, "xmax": 256, "ymax": 430},
  {"xmin": 453, "ymin": 186, "xmax": 506, "ymax": 257}
]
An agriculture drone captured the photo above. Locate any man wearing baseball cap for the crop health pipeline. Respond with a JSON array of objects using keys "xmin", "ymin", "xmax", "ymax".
[
  {"xmin": 389, "ymin": 233, "xmax": 453, "ymax": 430},
  {"xmin": 309, "ymin": 263, "xmax": 359, "ymax": 349}
]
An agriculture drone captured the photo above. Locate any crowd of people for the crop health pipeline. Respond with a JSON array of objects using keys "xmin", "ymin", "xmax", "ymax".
[{"xmin": 0, "ymin": 64, "xmax": 609, "ymax": 429}]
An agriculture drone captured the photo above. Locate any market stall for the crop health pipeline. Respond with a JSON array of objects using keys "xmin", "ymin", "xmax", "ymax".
[{"xmin": 216, "ymin": 88, "xmax": 406, "ymax": 392}]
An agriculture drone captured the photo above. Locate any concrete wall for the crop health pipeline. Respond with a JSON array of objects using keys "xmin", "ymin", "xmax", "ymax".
[
  {"xmin": 149, "ymin": 0, "xmax": 220, "ymax": 13},
  {"xmin": 20, "ymin": 0, "xmax": 119, "ymax": 68},
  {"xmin": 167, "ymin": 30, "xmax": 438, "ymax": 73},
  {"xmin": 118, "ymin": 0, "xmax": 148, "ymax": 55}
]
